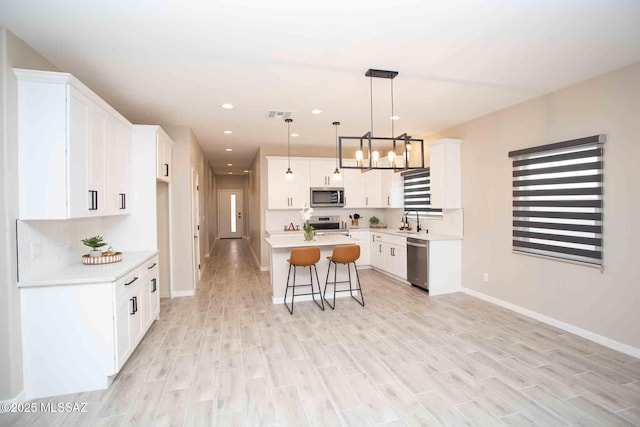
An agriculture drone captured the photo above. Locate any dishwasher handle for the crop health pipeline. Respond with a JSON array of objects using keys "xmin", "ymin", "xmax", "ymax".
[{"xmin": 406, "ymin": 238, "xmax": 427, "ymax": 248}]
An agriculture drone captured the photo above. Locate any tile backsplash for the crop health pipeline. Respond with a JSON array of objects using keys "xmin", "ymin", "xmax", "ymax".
[{"xmin": 17, "ymin": 217, "xmax": 113, "ymax": 281}]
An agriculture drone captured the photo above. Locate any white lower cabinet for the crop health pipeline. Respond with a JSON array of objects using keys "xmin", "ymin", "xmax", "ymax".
[
  {"xmin": 371, "ymin": 233, "xmax": 407, "ymax": 280},
  {"xmin": 19, "ymin": 253, "xmax": 160, "ymax": 399}
]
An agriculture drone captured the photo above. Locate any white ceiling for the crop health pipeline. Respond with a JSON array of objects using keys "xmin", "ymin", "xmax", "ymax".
[{"xmin": 2, "ymin": 0, "xmax": 640, "ymax": 174}]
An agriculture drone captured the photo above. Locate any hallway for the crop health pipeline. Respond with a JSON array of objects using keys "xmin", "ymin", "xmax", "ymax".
[{"xmin": 1, "ymin": 238, "xmax": 639, "ymax": 426}]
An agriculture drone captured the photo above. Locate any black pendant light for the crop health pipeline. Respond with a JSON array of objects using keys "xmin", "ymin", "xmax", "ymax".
[
  {"xmin": 338, "ymin": 69, "xmax": 425, "ymax": 171},
  {"xmin": 284, "ymin": 118, "xmax": 294, "ymax": 181},
  {"xmin": 332, "ymin": 121, "xmax": 342, "ymax": 181}
]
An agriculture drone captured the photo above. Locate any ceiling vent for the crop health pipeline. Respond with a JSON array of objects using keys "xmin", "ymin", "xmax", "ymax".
[{"xmin": 266, "ymin": 110, "xmax": 292, "ymax": 120}]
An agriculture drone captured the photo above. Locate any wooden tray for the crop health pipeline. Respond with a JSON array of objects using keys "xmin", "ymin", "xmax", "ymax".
[{"xmin": 82, "ymin": 252, "xmax": 123, "ymax": 265}]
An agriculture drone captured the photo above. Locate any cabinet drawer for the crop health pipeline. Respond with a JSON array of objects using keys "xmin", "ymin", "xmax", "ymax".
[
  {"xmin": 372, "ymin": 233, "xmax": 406, "ymax": 247},
  {"xmin": 143, "ymin": 256, "xmax": 159, "ymax": 277},
  {"xmin": 115, "ymin": 267, "xmax": 143, "ymax": 300}
]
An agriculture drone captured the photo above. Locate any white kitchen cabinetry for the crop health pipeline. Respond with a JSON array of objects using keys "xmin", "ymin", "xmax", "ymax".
[
  {"xmin": 348, "ymin": 230, "xmax": 371, "ymax": 267},
  {"xmin": 309, "ymin": 159, "xmax": 341, "ymax": 187},
  {"xmin": 15, "ymin": 69, "xmax": 132, "ymax": 219},
  {"xmin": 267, "ymin": 157, "xmax": 310, "ymax": 209},
  {"xmin": 371, "ymin": 233, "xmax": 407, "ymax": 280},
  {"xmin": 19, "ymin": 253, "xmax": 159, "ymax": 399},
  {"xmin": 429, "ymin": 138, "xmax": 461, "ymax": 209},
  {"xmin": 156, "ymin": 128, "xmax": 173, "ymax": 182},
  {"xmin": 381, "ymin": 170, "xmax": 404, "ymax": 208},
  {"xmin": 343, "ymin": 168, "xmax": 383, "ymax": 208}
]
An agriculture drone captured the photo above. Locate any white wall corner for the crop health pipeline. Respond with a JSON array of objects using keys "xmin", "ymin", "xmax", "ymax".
[
  {"xmin": 170, "ymin": 290, "xmax": 195, "ymax": 298},
  {"xmin": 461, "ymin": 287, "xmax": 640, "ymax": 359},
  {"xmin": 0, "ymin": 390, "xmax": 26, "ymax": 412}
]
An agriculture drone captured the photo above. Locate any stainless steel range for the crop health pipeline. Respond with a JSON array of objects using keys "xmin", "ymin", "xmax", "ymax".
[{"xmin": 308, "ymin": 216, "xmax": 349, "ymax": 236}]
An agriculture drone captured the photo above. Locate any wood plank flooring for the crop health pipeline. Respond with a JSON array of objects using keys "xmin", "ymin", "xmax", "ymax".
[{"xmin": 1, "ymin": 238, "xmax": 639, "ymax": 426}]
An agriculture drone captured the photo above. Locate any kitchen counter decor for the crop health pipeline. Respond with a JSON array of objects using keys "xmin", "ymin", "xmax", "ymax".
[
  {"xmin": 81, "ymin": 251, "xmax": 123, "ymax": 265},
  {"xmin": 301, "ymin": 205, "xmax": 314, "ymax": 241}
]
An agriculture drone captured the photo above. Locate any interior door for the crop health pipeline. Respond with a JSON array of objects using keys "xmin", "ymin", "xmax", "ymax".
[
  {"xmin": 218, "ymin": 190, "xmax": 243, "ymax": 239},
  {"xmin": 191, "ymin": 168, "xmax": 201, "ymax": 284}
]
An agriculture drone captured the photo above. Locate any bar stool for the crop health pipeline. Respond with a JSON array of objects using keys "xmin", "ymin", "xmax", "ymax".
[
  {"xmin": 284, "ymin": 246, "xmax": 324, "ymax": 315},
  {"xmin": 323, "ymin": 245, "xmax": 365, "ymax": 309}
]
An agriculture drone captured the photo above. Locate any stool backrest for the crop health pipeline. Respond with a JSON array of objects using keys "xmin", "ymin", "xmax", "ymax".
[
  {"xmin": 290, "ymin": 246, "xmax": 321, "ymax": 266},
  {"xmin": 331, "ymin": 245, "xmax": 360, "ymax": 264}
]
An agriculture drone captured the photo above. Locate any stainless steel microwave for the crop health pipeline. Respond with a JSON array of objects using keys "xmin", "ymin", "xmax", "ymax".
[{"xmin": 310, "ymin": 187, "xmax": 345, "ymax": 207}]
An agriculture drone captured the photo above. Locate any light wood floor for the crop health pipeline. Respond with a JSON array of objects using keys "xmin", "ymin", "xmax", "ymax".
[{"xmin": 2, "ymin": 238, "xmax": 640, "ymax": 427}]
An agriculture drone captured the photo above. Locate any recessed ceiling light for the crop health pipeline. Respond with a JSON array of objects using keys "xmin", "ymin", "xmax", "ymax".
[
  {"xmin": 224, "ymin": 130, "xmax": 232, "ymax": 134},
  {"xmin": 222, "ymin": 103, "xmax": 234, "ymax": 109},
  {"xmin": 227, "ymin": 163, "xmax": 233, "ymax": 166},
  {"xmin": 225, "ymin": 148, "xmax": 232, "ymax": 152},
  {"xmin": 228, "ymin": 172, "xmax": 232, "ymax": 174},
  {"xmin": 390, "ymin": 115, "xmax": 400, "ymax": 120},
  {"xmin": 291, "ymin": 133, "xmax": 299, "ymax": 137},
  {"xmin": 244, "ymin": 170, "xmax": 249, "ymax": 173},
  {"xmin": 311, "ymin": 109, "xmax": 322, "ymax": 114}
]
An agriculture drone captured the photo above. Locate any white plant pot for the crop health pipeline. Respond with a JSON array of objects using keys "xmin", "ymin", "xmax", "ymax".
[{"xmin": 89, "ymin": 250, "xmax": 103, "ymax": 257}]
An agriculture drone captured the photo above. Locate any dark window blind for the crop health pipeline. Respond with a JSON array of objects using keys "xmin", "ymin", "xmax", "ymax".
[
  {"xmin": 508, "ymin": 135, "xmax": 605, "ymax": 267},
  {"xmin": 402, "ymin": 169, "xmax": 442, "ymax": 216}
]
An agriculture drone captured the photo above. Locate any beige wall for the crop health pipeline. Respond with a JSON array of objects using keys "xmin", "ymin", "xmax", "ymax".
[
  {"xmin": 249, "ymin": 151, "xmax": 262, "ymax": 267},
  {"xmin": 165, "ymin": 126, "xmax": 211, "ymax": 292},
  {"xmin": 0, "ymin": 28, "xmax": 58, "ymax": 400},
  {"xmin": 431, "ymin": 62, "xmax": 640, "ymax": 350}
]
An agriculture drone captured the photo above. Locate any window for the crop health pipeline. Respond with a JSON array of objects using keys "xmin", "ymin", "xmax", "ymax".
[
  {"xmin": 402, "ymin": 168, "xmax": 443, "ymax": 217},
  {"xmin": 508, "ymin": 135, "xmax": 605, "ymax": 267}
]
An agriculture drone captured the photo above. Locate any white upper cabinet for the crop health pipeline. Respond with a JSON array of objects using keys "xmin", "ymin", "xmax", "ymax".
[
  {"xmin": 266, "ymin": 157, "xmax": 310, "ymax": 209},
  {"xmin": 343, "ymin": 166, "xmax": 382, "ymax": 208},
  {"xmin": 381, "ymin": 170, "xmax": 404, "ymax": 208},
  {"xmin": 429, "ymin": 138, "xmax": 462, "ymax": 209},
  {"xmin": 309, "ymin": 159, "xmax": 341, "ymax": 187},
  {"xmin": 156, "ymin": 128, "xmax": 173, "ymax": 182},
  {"xmin": 16, "ymin": 69, "xmax": 132, "ymax": 219}
]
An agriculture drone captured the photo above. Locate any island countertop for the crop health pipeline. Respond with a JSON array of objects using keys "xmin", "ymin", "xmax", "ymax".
[{"xmin": 264, "ymin": 234, "xmax": 360, "ymax": 249}]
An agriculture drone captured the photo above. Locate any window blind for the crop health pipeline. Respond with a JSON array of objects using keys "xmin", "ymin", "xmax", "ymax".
[
  {"xmin": 508, "ymin": 135, "xmax": 605, "ymax": 267},
  {"xmin": 402, "ymin": 169, "xmax": 442, "ymax": 216}
]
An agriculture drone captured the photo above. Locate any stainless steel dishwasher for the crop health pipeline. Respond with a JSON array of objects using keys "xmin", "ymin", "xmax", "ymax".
[{"xmin": 407, "ymin": 237, "xmax": 428, "ymax": 291}]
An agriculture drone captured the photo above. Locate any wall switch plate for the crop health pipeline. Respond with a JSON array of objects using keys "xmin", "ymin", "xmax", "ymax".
[
  {"xmin": 483, "ymin": 272, "xmax": 489, "ymax": 282},
  {"xmin": 30, "ymin": 242, "xmax": 41, "ymax": 259}
]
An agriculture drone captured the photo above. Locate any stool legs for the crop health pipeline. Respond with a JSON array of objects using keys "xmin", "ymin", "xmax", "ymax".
[
  {"xmin": 284, "ymin": 263, "xmax": 324, "ymax": 315},
  {"xmin": 323, "ymin": 261, "xmax": 365, "ymax": 310}
]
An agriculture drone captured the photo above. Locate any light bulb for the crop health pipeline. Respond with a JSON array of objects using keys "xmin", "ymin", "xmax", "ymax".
[
  {"xmin": 332, "ymin": 169, "xmax": 342, "ymax": 181},
  {"xmin": 372, "ymin": 151, "xmax": 379, "ymax": 167},
  {"xmin": 285, "ymin": 168, "xmax": 294, "ymax": 181},
  {"xmin": 355, "ymin": 150, "xmax": 363, "ymax": 167},
  {"xmin": 388, "ymin": 150, "xmax": 396, "ymax": 167}
]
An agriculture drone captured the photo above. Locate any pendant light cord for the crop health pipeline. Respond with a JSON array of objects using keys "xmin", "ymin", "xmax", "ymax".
[
  {"xmin": 370, "ymin": 74, "xmax": 374, "ymax": 138},
  {"xmin": 391, "ymin": 79, "xmax": 395, "ymax": 138},
  {"xmin": 287, "ymin": 119, "xmax": 291, "ymax": 169}
]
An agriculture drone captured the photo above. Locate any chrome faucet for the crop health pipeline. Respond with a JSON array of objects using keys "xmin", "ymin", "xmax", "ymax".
[{"xmin": 405, "ymin": 210, "xmax": 421, "ymax": 232}]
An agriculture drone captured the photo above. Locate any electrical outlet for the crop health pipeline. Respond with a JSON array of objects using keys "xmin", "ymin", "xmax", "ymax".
[{"xmin": 483, "ymin": 272, "xmax": 489, "ymax": 282}]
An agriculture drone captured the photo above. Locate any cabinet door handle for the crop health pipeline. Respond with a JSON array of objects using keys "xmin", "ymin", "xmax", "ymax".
[
  {"xmin": 366, "ymin": 196, "xmax": 368, "ymax": 206},
  {"xmin": 130, "ymin": 297, "xmax": 135, "ymax": 315},
  {"xmin": 133, "ymin": 296, "xmax": 138, "ymax": 314},
  {"xmin": 387, "ymin": 196, "xmax": 390, "ymax": 206},
  {"xmin": 119, "ymin": 193, "xmax": 126, "ymax": 210},
  {"xmin": 147, "ymin": 263, "xmax": 157, "ymax": 270},
  {"xmin": 151, "ymin": 278, "xmax": 157, "ymax": 293},
  {"xmin": 391, "ymin": 247, "xmax": 395, "ymax": 256},
  {"xmin": 89, "ymin": 190, "xmax": 98, "ymax": 210},
  {"xmin": 379, "ymin": 244, "xmax": 382, "ymax": 253},
  {"xmin": 164, "ymin": 163, "xmax": 169, "ymax": 177},
  {"xmin": 125, "ymin": 276, "xmax": 138, "ymax": 286}
]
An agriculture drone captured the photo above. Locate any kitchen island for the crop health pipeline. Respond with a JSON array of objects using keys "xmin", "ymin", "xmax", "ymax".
[{"xmin": 264, "ymin": 234, "xmax": 360, "ymax": 304}]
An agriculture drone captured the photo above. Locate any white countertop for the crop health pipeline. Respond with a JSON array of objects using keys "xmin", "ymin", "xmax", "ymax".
[
  {"xmin": 265, "ymin": 234, "xmax": 359, "ymax": 249},
  {"xmin": 349, "ymin": 227, "xmax": 462, "ymax": 241},
  {"xmin": 18, "ymin": 250, "xmax": 159, "ymax": 287}
]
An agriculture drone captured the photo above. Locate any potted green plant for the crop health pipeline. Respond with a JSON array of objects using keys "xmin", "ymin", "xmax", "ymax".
[
  {"xmin": 81, "ymin": 235, "xmax": 107, "ymax": 257},
  {"xmin": 369, "ymin": 216, "xmax": 380, "ymax": 227}
]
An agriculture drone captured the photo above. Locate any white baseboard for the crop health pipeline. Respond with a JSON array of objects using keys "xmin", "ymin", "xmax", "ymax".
[
  {"xmin": 171, "ymin": 290, "xmax": 195, "ymax": 298},
  {"xmin": 461, "ymin": 287, "xmax": 640, "ymax": 359},
  {"xmin": 0, "ymin": 391, "xmax": 26, "ymax": 412}
]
